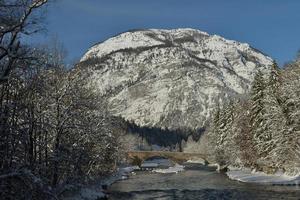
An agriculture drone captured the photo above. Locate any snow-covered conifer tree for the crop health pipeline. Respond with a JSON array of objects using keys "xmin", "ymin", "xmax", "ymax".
[{"xmin": 250, "ymin": 70, "xmax": 268, "ymax": 162}]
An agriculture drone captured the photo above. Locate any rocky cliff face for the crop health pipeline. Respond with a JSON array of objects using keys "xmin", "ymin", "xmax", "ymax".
[{"xmin": 79, "ymin": 28, "xmax": 273, "ymax": 129}]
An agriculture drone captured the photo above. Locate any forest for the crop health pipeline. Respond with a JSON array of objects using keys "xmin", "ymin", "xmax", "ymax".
[
  {"xmin": 207, "ymin": 61, "xmax": 300, "ymax": 175},
  {"xmin": 0, "ymin": 1, "xmax": 125, "ymax": 199}
]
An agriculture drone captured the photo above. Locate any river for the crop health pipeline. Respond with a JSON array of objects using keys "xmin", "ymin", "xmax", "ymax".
[{"xmin": 108, "ymin": 161, "xmax": 300, "ymax": 200}]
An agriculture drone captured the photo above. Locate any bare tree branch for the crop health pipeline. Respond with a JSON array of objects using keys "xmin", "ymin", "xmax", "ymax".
[{"xmin": 0, "ymin": 0, "xmax": 48, "ymax": 83}]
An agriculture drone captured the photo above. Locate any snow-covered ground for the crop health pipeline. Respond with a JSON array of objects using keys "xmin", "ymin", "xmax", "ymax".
[
  {"xmin": 227, "ymin": 168, "xmax": 300, "ymax": 185},
  {"xmin": 152, "ymin": 164, "xmax": 185, "ymax": 174},
  {"xmin": 62, "ymin": 166, "xmax": 139, "ymax": 200},
  {"xmin": 186, "ymin": 158, "xmax": 206, "ymax": 165}
]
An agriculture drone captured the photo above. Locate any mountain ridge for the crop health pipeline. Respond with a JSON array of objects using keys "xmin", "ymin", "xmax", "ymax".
[{"xmin": 78, "ymin": 28, "xmax": 273, "ymax": 129}]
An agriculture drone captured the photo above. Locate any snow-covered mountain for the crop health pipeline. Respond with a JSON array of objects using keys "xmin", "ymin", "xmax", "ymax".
[{"xmin": 78, "ymin": 28, "xmax": 273, "ymax": 129}]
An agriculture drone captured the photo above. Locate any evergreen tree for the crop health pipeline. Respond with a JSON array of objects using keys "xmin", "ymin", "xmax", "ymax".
[
  {"xmin": 276, "ymin": 62, "xmax": 300, "ymax": 173},
  {"xmin": 234, "ymin": 100, "xmax": 258, "ymax": 167},
  {"xmin": 250, "ymin": 70, "xmax": 268, "ymax": 162},
  {"xmin": 263, "ymin": 62, "xmax": 286, "ymax": 168},
  {"xmin": 210, "ymin": 100, "xmax": 235, "ymax": 166},
  {"xmin": 212, "ymin": 103, "xmax": 221, "ymax": 140},
  {"xmin": 207, "ymin": 103, "xmax": 222, "ymax": 163},
  {"xmin": 220, "ymin": 100, "xmax": 238, "ymax": 164}
]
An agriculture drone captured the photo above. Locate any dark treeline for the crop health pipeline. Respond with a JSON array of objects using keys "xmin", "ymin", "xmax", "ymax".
[{"xmin": 122, "ymin": 118, "xmax": 205, "ymax": 151}]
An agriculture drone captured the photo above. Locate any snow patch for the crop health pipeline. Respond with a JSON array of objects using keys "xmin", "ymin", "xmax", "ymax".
[
  {"xmin": 186, "ymin": 158, "xmax": 206, "ymax": 165},
  {"xmin": 152, "ymin": 164, "xmax": 184, "ymax": 174},
  {"xmin": 227, "ymin": 168, "xmax": 300, "ymax": 185}
]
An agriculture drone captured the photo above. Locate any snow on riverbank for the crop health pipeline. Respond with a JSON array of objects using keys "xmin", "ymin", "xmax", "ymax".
[
  {"xmin": 227, "ymin": 168, "xmax": 300, "ymax": 185},
  {"xmin": 62, "ymin": 166, "xmax": 139, "ymax": 200},
  {"xmin": 152, "ymin": 164, "xmax": 184, "ymax": 174},
  {"xmin": 186, "ymin": 158, "xmax": 206, "ymax": 165}
]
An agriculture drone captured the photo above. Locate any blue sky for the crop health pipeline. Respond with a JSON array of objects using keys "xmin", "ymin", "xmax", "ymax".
[{"xmin": 28, "ymin": 0, "xmax": 300, "ymax": 65}]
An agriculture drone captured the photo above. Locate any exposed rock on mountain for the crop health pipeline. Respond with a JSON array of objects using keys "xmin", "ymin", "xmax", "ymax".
[{"xmin": 78, "ymin": 28, "xmax": 273, "ymax": 129}]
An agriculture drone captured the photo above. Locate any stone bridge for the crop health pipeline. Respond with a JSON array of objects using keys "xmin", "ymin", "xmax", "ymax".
[{"xmin": 127, "ymin": 151, "xmax": 210, "ymax": 164}]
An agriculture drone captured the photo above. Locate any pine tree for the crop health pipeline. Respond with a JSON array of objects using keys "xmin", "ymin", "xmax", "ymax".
[
  {"xmin": 218, "ymin": 100, "xmax": 234, "ymax": 147},
  {"xmin": 212, "ymin": 103, "xmax": 221, "ymax": 140},
  {"xmin": 209, "ymin": 100, "xmax": 235, "ymax": 166},
  {"xmin": 268, "ymin": 62, "xmax": 282, "ymax": 102},
  {"xmin": 207, "ymin": 103, "xmax": 223, "ymax": 163},
  {"xmin": 276, "ymin": 62, "xmax": 300, "ymax": 173},
  {"xmin": 250, "ymin": 70, "xmax": 268, "ymax": 163},
  {"xmin": 220, "ymin": 100, "xmax": 238, "ymax": 164},
  {"xmin": 263, "ymin": 62, "xmax": 286, "ymax": 168},
  {"xmin": 234, "ymin": 100, "xmax": 258, "ymax": 167}
]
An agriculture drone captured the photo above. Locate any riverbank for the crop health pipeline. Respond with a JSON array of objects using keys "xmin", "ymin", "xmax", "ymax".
[
  {"xmin": 61, "ymin": 159, "xmax": 187, "ymax": 199},
  {"xmin": 226, "ymin": 167, "xmax": 300, "ymax": 185},
  {"xmin": 61, "ymin": 166, "xmax": 138, "ymax": 200}
]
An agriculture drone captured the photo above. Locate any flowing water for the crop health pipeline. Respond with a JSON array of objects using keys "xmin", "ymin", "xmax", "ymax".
[{"xmin": 108, "ymin": 160, "xmax": 300, "ymax": 200}]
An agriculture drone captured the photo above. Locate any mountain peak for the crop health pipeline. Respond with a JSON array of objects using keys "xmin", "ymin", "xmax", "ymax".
[
  {"xmin": 81, "ymin": 28, "xmax": 209, "ymax": 61},
  {"xmin": 79, "ymin": 28, "xmax": 273, "ymax": 129}
]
